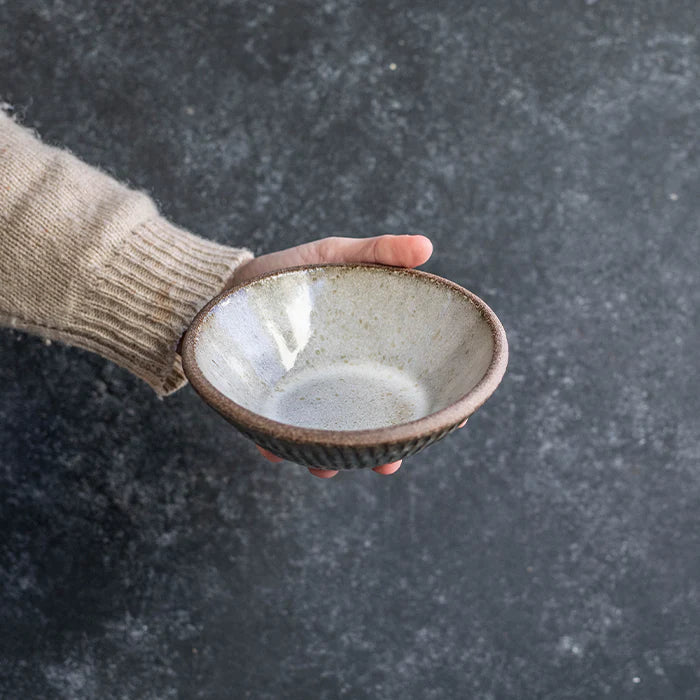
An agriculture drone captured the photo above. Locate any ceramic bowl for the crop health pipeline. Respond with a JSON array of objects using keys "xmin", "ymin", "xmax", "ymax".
[{"xmin": 181, "ymin": 264, "xmax": 508, "ymax": 469}]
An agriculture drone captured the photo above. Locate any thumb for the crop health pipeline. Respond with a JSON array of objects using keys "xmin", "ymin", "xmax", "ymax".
[
  {"xmin": 234, "ymin": 235, "xmax": 433, "ymax": 285},
  {"xmin": 306, "ymin": 235, "xmax": 433, "ymax": 268}
]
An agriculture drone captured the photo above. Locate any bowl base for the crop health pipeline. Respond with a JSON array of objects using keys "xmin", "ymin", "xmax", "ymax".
[{"xmin": 262, "ymin": 361, "xmax": 430, "ymax": 431}]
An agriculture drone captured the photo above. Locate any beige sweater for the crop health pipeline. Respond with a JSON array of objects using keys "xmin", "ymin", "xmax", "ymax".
[{"xmin": 0, "ymin": 112, "xmax": 253, "ymax": 395}]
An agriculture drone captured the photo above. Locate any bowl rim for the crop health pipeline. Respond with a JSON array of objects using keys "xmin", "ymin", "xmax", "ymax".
[{"xmin": 181, "ymin": 263, "xmax": 508, "ymax": 447}]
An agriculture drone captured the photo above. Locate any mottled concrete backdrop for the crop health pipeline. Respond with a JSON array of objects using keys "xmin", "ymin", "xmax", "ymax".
[{"xmin": 1, "ymin": 1, "xmax": 699, "ymax": 698}]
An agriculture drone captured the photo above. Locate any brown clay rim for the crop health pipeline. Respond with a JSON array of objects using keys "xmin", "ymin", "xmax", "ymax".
[{"xmin": 181, "ymin": 264, "xmax": 509, "ymax": 447}]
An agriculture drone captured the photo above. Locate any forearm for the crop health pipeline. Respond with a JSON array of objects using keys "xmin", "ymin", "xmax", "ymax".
[{"xmin": 0, "ymin": 112, "xmax": 252, "ymax": 395}]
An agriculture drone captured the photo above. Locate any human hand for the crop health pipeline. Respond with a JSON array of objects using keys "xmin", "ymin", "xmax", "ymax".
[{"xmin": 231, "ymin": 235, "xmax": 461, "ymax": 479}]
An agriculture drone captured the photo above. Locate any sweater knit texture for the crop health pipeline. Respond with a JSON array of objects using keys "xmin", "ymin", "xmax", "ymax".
[{"xmin": 0, "ymin": 112, "xmax": 253, "ymax": 395}]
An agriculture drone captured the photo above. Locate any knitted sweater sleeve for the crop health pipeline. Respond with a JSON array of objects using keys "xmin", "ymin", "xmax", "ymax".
[{"xmin": 0, "ymin": 112, "xmax": 253, "ymax": 396}]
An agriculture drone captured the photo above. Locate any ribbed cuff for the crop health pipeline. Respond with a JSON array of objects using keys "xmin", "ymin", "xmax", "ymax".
[{"xmin": 70, "ymin": 218, "xmax": 253, "ymax": 396}]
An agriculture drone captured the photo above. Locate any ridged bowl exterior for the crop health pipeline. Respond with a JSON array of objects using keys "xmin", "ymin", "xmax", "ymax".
[{"xmin": 232, "ymin": 420, "xmax": 460, "ymax": 469}]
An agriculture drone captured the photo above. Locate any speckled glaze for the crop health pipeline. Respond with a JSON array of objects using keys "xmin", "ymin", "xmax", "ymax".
[{"xmin": 182, "ymin": 264, "xmax": 508, "ymax": 469}]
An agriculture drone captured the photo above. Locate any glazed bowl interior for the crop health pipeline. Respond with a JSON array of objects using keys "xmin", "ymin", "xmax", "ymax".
[{"xmin": 191, "ymin": 266, "xmax": 497, "ymax": 432}]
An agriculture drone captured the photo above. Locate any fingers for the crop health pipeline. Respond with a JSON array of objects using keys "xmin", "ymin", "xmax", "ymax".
[
  {"xmin": 256, "ymin": 446, "xmax": 338, "ymax": 477},
  {"xmin": 310, "ymin": 461, "xmax": 401, "ymax": 477},
  {"xmin": 308, "ymin": 468, "xmax": 339, "ymax": 478},
  {"xmin": 256, "ymin": 445, "xmax": 402, "ymax": 477},
  {"xmin": 372, "ymin": 460, "xmax": 402, "ymax": 475},
  {"xmin": 256, "ymin": 445, "xmax": 284, "ymax": 463}
]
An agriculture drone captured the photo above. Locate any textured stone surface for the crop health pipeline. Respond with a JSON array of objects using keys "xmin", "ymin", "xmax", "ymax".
[{"xmin": 1, "ymin": 1, "xmax": 700, "ymax": 698}]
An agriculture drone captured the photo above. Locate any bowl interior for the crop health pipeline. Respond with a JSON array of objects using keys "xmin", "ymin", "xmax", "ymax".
[{"xmin": 192, "ymin": 266, "xmax": 496, "ymax": 431}]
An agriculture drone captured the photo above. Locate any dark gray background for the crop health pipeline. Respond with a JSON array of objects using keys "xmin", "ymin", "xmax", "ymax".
[{"xmin": 1, "ymin": 1, "xmax": 699, "ymax": 698}]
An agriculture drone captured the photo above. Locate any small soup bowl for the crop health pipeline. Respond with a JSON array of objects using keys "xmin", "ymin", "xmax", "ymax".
[{"xmin": 181, "ymin": 264, "xmax": 508, "ymax": 469}]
